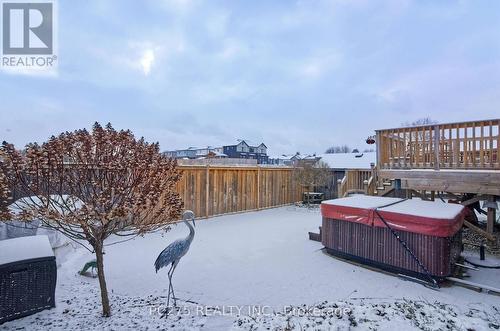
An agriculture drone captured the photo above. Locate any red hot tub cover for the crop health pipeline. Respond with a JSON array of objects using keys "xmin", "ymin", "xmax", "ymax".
[{"xmin": 321, "ymin": 196, "xmax": 465, "ymax": 237}]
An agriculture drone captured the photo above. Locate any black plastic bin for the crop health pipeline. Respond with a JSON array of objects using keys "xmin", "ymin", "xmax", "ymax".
[{"xmin": 0, "ymin": 235, "xmax": 57, "ymax": 324}]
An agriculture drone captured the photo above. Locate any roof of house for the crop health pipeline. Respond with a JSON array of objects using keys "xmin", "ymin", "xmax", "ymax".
[
  {"xmin": 318, "ymin": 152, "xmax": 376, "ymax": 169},
  {"xmin": 211, "ymin": 152, "xmax": 228, "ymax": 157},
  {"xmin": 225, "ymin": 140, "xmax": 267, "ymax": 149},
  {"xmin": 302, "ymin": 154, "xmax": 320, "ymax": 160}
]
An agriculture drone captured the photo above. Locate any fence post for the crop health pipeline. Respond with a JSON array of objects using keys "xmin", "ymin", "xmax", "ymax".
[
  {"xmin": 257, "ymin": 166, "xmax": 261, "ymax": 210},
  {"xmin": 205, "ymin": 164, "xmax": 210, "ymax": 218}
]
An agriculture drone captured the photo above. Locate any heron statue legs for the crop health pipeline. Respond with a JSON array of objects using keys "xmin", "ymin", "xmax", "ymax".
[{"xmin": 166, "ymin": 261, "xmax": 179, "ymax": 312}]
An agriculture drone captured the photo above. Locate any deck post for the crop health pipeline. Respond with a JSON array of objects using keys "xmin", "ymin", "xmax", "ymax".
[
  {"xmin": 406, "ymin": 189, "xmax": 412, "ymax": 199},
  {"xmin": 375, "ymin": 131, "xmax": 382, "ymax": 169},
  {"xmin": 370, "ymin": 162, "xmax": 376, "ymax": 180},
  {"xmin": 433, "ymin": 124, "xmax": 440, "ymax": 170},
  {"xmin": 487, "ymin": 195, "xmax": 496, "ymax": 235}
]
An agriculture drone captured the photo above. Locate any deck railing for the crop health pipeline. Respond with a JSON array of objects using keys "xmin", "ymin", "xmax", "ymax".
[
  {"xmin": 337, "ymin": 169, "xmax": 373, "ymax": 197},
  {"xmin": 376, "ymin": 119, "xmax": 500, "ymax": 170}
]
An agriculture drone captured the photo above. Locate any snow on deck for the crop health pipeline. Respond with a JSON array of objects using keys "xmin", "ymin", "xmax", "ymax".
[{"xmin": 1, "ymin": 207, "xmax": 499, "ymax": 330}]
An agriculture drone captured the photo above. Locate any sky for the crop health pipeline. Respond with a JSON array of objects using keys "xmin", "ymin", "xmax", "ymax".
[{"xmin": 1, "ymin": 0, "xmax": 499, "ymax": 157}]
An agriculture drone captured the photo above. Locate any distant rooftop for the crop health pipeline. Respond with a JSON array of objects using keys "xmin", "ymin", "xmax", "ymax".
[{"xmin": 318, "ymin": 152, "xmax": 376, "ymax": 169}]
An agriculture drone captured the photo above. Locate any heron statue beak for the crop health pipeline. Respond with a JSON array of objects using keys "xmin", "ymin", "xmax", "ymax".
[{"xmin": 192, "ymin": 220, "xmax": 196, "ymax": 227}]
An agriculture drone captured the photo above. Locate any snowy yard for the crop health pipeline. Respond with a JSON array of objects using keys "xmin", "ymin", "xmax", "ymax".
[{"xmin": 1, "ymin": 206, "xmax": 500, "ymax": 330}]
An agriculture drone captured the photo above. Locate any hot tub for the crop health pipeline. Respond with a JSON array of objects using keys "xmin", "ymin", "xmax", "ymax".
[
  {"xmin": 321, "ymin": 196, "xmax": 465, "ymax": 280},
  {"xmin": 0, "ymin": 235, "xmax": 56, "ymax": 324}
]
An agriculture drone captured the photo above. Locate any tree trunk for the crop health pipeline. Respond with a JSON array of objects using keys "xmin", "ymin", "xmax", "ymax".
[{"xmin": 94, "ymin": 241, "xmax": 111, "ymax": 317}]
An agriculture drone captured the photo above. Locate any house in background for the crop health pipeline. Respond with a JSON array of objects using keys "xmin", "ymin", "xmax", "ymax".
[
  {"xmin": 297, "ymin": 154, "xmax": 322, "ymax": 167},
  {"xmin": 268, "ymin": 154, "xmax": 294, "ymax": 166},
  {"xmin": 223, "ymin": 141, "xmax": 269, "ymax": 164},
  {"xmin": 195, "ymin": 147, "xmax": 226, "ymax": 158},
  {"xmin": 163, "ymin": 147, "xmax": 198, "ymax": 159},
  {"xmin": 268, "ymin": 153, "xmax": 303, "ymax": 166},
  {"xmin": 163, "ymin": 146, "xmax": 227, "ymax": 159}
]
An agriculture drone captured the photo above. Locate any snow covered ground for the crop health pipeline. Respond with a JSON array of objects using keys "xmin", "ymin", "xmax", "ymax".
[{"xmin": 1, "ymin": 206, "xmax": 499, "ymax": 330}]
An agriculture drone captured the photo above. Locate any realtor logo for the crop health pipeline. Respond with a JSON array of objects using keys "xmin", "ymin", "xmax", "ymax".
[
  {"xmin": 1, "ymin": 1, "xmax": 57, "ymax": 72},
  {"xmin": 2, "ymin": 2, "xmax": 53, "ymax": 54}
]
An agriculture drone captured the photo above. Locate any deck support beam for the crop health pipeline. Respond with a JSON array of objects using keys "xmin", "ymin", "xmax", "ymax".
[
  {"xmin": 487, "ymin": 196, "xmax": 496, "ymax": 235},
  {"xmin": 378, "ymin": 169, "xmax": 500, "ymax": 196}
]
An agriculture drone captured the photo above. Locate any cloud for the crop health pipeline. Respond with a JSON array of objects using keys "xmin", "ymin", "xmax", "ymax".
[
  {"xmin": 140, "ymin": 49, "xmax": 155, "ymax": 76},
  {"xmin": 297, "ymin": 52, "xmax": 342, "ymax": 80},
  {"xmin": 0, "ymin": 63, "xmax": 59, "ymax": 78},
  {"xmin": 192, "ymin": 81, "xmax": 257, "ymax": 104},
  {"xmin": 3, "ymin": 0, "xmax": 500, "ymax": 156},
  {"xmin": 373, "ymin": 59, "xmax": 500, "ymax": 121},
  {"xmin": 217, "ymin": 38, "xmax": 248, "ymax": 60},
  {"xmin": 159, "ymin": 0, "xmax": 197, "ymax": 15},
  {"xmin": 205, "ymin": 11, "xmax": 230, "ymax": 38},
  {"xmin": 125, "ymin": 41, "xmax": 163, "ymax": 76}
]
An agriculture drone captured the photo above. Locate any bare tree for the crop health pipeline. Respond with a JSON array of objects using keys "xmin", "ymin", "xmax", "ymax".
[
  {"xmin": 325, "ymin": 145, "xmax": 351, "ymax": 154},
  {"xmin": 402, "ymin": 117, "xmax": 439, "ymax": 141},
  {"xmin": 293, "ymin": 160, "xmax": 331, "ymax": 199},
  {"xmin": 0, "ymin": 123, "xmax": 183, "ymax": 317},
  {"xmin": 401, "ymin": 117, "xmax": 437, "ymax": 127}
]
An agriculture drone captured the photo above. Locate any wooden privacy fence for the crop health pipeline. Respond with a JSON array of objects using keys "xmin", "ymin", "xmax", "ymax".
[
  {"xmin": 376, "ymin": 119, "xmax": 500, "ymax": 170},
  {"xmin": 176, "ymin": 165, "xmax": 302, "ymax": 218}
]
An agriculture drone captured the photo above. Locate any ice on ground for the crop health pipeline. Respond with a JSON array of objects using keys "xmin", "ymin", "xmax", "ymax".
[{"xmin": 1, "ymin": 206, "xmax": 499, "ymax": 330}]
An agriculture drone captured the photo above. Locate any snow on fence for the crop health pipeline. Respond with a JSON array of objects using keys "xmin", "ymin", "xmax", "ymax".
[{"xmin": 176, "ymin": 165, "xmax": 303, "ymax": 218}]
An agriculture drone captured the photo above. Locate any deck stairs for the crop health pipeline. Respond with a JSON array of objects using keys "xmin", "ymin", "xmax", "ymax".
[{"xmin": 373, "ymin": 179, "xmax": 396, "ymax": 197}]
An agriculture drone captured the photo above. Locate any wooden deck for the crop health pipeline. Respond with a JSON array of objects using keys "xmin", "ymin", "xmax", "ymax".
[
  {"xmin": 375, "ymin": 119, "xmax": 500, "ymax": 194},
  {"xmin": 377, "ymin": 169, "xmax": 500, "ymax": 196},
  {"xmin": 376, "ymin": 119, "xmax": 500, "ymax": 171},
  {"xmin": 336, "ymin": 119, "xmax": 499, "ymax": 236}
]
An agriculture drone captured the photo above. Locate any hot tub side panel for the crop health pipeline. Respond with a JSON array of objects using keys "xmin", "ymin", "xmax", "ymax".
[{"xmin": 321, "ymin": 217, "xmax": 461, "ymax": 278}]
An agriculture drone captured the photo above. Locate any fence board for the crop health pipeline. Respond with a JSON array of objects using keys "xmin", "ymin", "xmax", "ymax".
[{"xmin": 176, "ymin": 166, "xmax": 302, "ymax": 218}]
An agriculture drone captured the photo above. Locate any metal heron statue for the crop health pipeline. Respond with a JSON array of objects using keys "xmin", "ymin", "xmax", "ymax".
[{"xmin": 154, "ymin": 210, "xmax": 196, "ymax": 314}]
